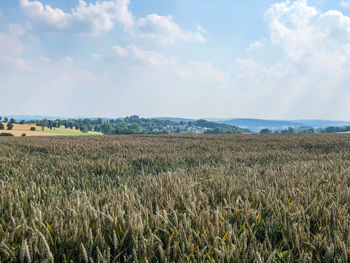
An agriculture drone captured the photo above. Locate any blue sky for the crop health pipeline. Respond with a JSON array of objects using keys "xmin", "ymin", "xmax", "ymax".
[{"xmin": 1, "ymin": 0, "xmax": 350, "ymax": 119}]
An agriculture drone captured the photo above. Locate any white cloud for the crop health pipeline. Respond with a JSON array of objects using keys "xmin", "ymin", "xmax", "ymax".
[
  {"xmin": 93, "ymin": 45, "xmax": 229, "ymax": 93},
  {"xmin": 59, "ymin": 56, "xmax": 74, "ymax": 67},
  {"xmin": 1, "ymin": 51, "xmax": 98, "ymax": 116},
  {"xmin": 0, "ymin": 32, "xmax": 26, "ymax": 57},
  {"xmin": 319, "ymin": 10, "xmax": 350, "ymax": 42},
  {"xmin": 20, "ymin": 0, "xmax": 132, "ymax": 35},
  {"xmin": 112, "ymin": 45, "xmax": 128, "ymax": 57},
  {"xmin": 264, "ymin": 0, "xmax": 320, "ymax": 61},
  {"xmin": 247, "ymin": 41, "xmax": 263, "ymax": 51},
  {"xmin": 19, "ymin": 0, "xmax": 205, "ymax": 42},
  {"xmin": 110, "ymin": 44, "xmax": 168, "ymax": 65},
  {"xmin": 5, "ymin": 57, "xmax": 32, "ymax": 71},
  {"xmin": 91, "ymin": 53, "xmax": 105, "ymax": 59},
  {"xmin": 232, "ymin": 0, "xmax": 350, "ymax": 119},
  {"xmin": 99, "ymin": 44, "xmax": 225, "ymax": 82},
  {"xmin": 76, "ymin": 0, "xmax": 350, "ymax": 119},
  {"xmin": 7, "ymin": 0, "xmax": 350, "ymax": 119},
  {"xmin": 0, "ymin": 24, "xmax": 32, "ymax": 71},
  {"xmin": 263, "ymin": 0, "xmax": 350, "ymax": 72},
  {"xmin": 130, "ymin": 14, "xmax": 205, "ymax": 43},
  {"xmin": 176, "ymin": 61, "xmax": 226, "ymax": 83},
  {"xmin": 340, "ymin": 1, "xmax": 350, "ymax": 8}
]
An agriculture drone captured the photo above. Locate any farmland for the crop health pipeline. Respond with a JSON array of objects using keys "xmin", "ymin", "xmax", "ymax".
[
  {"xmin": 0, "ymin": 122, "xmax": 102, "ymax": 137},
  {"xmin": 0, "ymin": 134, "xmax": 349, "ymax": 262}
]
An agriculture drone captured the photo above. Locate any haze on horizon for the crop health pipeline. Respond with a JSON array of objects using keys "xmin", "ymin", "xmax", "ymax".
[{"xmin": 1, "ymin": 0, "xmax": 350, "ymax": 120}]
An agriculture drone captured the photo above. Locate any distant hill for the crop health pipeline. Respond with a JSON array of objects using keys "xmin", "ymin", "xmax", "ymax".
[
  {"xmin": 190, "ymin": 119, "xmax": 251, "ymax": 134},
  {"xmin": 155, "ymin": 117, "xmax": 196, "ymax": 122},
  {"xmin": 2, "ymin": 115, "xmax": 67, "ymax": 121},
  {"xmin": 2, "ymin": 115, "xmax": 116, "ymax": 121},
  {"xmin": 218, "ymin": 119, "xmax": 303, "ymax": 132},
  {"xmin": 292, "ymin": 120, "xmax": 350, "ymax": 128},
  {"xmin": 217, "ymin": 118, "xmax": 350, "ymax": 132}
]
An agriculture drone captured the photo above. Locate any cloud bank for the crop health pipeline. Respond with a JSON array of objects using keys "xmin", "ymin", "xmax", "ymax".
[
  {"xmin": 19, "ymin": 0, "xmax": 205, "ymax": 42},
  {"xmin": 2, "ymin": 0, "xmax": 350, "ymax": 119}
]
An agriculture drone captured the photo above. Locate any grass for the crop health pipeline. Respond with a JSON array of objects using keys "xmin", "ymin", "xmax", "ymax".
[
  {"xmin": 0, "ymin": 134, "xmax": 349, "ymax": 262},
  {"xmin": 34, "ymin": 129, "xmax": 102, "ymax": 136}
]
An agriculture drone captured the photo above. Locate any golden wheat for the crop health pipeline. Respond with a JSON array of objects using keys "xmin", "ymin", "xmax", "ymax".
[{"xmin": 0, "ymin": 134, "xmax": 349, "ymax": 262}]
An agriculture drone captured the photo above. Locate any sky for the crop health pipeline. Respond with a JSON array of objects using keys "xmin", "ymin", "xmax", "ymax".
[{"xmin": 1, "ymin": 0, "xmax": 350, "ymax": 119}]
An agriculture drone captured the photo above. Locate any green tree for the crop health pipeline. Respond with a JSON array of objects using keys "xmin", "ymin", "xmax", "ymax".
[
  {"xmin": 80, "ymin": 124, "xmax": 89, "ymax": 133},
  {"xmin": 0, "ymin": 133, "xmax": 13, "ymax": 136},
  {"xmin": 93, "ymin": 124, "xmax": 101, "ymax": 132},
  {"xmin": 260, "ymin": 128, "xmax": 272, "ymax": 134},
  {"xmin": 287, "ymin": 127, "xmax": 295, "ymax": 134},
  {"xmin": 101, "ymin": 122, "xmax": 113, "ymax": 135},
  {"xmin": 0, "ymin": 122, "xmax": 4, "ymax": 130},
  {"xmin": 7, "ymin": 123, "xmax": 14, "ymax": 130},
  {"xmin": 129, "ymin": 123, "xmax": 143, "ymax": 134},
  {"xmin": 68, "ymin": 121, "xmax": 74, "ymax": 129},
  {"xmin": 114, "ymin": 122, "xmax": 128, "ymax": 134}
]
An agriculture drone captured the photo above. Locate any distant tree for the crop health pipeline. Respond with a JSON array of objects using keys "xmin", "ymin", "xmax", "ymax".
[
  {"xmin": 0, "ymin": 133, "xmax": 14, "ymax": 136},
  {"xmin": 125, "ymin": 115, "xmax": 140, "ymax": 123},
  {"xmin": 19, "ymin": 120, "xmax": 25, "ymax": 124},
  {"xmin": 83, "ymin": 118, "xmax": 90, "ymax": 125},
  {"xmin": 40, "ymin": 119, "xmax": 48, "ymax": 131},
  {"xmin": 0, "ymin": 116, "xmax": 2, "ymax": 121},
  {"xmin": 287, "ymin": 127, "xmax": 295, "ymax": 134},
  {"xmin": 260, "ymin": 128, "xmax": 272, "ymax": 134},
  {"xmin": 299, "ymin": 129, "xmax": 314, "ymax": 134},
  {"xmin": 321, "ymin": 126, "xmax": 340, "ymax": 133},
  {"xmin": 0, "ymin": 122, "xmax": 4, "ymax": 130},
  {"xmin": 68, "ymin": 121, "xmax": 74, "ymax": 129},
  {"xmin": 47, "ymin": 120, "xmax": 53, "ymax": 130},
  {"xmin": 93, "ymin": 124, "xmax": 101, "ymax": 132},
  {"xmin": 7, "ymin": 123, "xmax": 14, "ymax": 130},
  {"xmin": 9, "ymin": 118, "xmax": 16, "ymax": 123},
  {"xmin": 101, "ymin": 122, "xmax": 113, "ymax": 135},
  {"xmin": 4, "ymin": 117, "xmax": 8, "ymax": 123},
  {"xmin": 56, "ymin": 120, "xmax": 62, "ymax": 128},
  {"xmin": 129, "ymin": 123, "xmax": 143, "ymax": 134},
  {"xmin": 80, "ymin": 124, "xmax": 89, "ymax": 133},
  {"xmin": 30, "ymin": 127, "xmax": 36, "ymax": 131},
  {"xmin": 114, "ymin": 122, "xmax": 128, "ymax": 134}
]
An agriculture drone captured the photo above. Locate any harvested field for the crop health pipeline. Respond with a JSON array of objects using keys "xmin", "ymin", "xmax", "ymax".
[
  {"xmin": 0, "ymin": 134, "xmax": 349, "ymax": 262},
  {"xmin": 0, "ymin": 122, "xmax": 101, "ymax": 136}
]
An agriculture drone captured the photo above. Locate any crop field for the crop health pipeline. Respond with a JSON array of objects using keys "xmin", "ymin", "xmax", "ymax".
[
  {"xmin": 34, "ymin": 129, "xmax": 102, "ymax": 136},
  {"xmin": 0, "ymin": 134, "xmax": 349, "ymax": 262},
  {"xmin": 0, "ymin": 123, "xmax": 101, "ymax": 137}
]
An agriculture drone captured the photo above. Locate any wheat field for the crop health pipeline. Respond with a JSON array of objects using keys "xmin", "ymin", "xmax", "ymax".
[
  {"xmin": 0, "ymin": 134, "xmax": 349, "ymax": 262},
  {"xmin": 0, "ymin": 123, "xmax": 101, "ymax": 137}
]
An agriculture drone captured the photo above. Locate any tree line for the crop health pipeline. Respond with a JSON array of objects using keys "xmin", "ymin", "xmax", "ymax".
[{"xmin": 2, "ymin": 115, "xmax": 349, "ymax": 135}]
